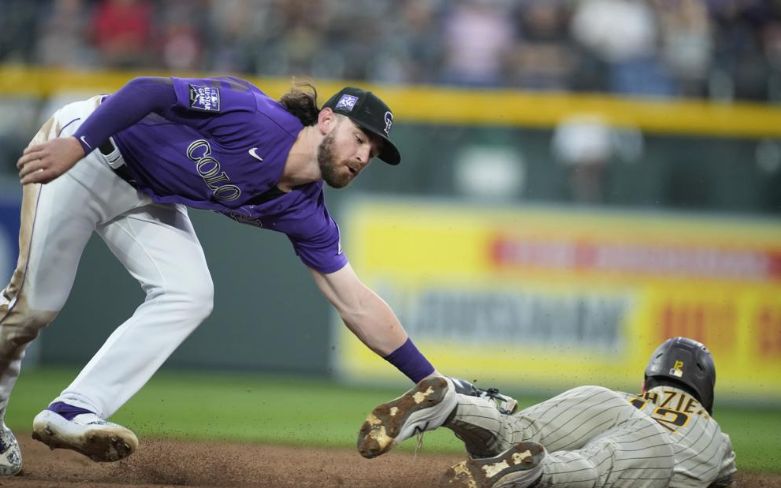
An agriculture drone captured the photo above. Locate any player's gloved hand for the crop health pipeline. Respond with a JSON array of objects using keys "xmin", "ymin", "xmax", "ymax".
[{"xmin": 17, "ymin": 136, "xmax": 85, "ymax": 185}]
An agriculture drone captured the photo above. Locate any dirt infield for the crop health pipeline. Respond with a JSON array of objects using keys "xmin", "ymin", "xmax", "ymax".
[{"xmin": 3, "ymin": 435, "xmax": 780, "ymax": 487}]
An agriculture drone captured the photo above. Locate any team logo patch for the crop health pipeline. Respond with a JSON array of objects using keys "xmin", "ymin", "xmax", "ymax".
[
  {"xmin": 335, "ymin": 94, "xmax": 359, "ymax": 112},
  {"xmin": 670, "ymin": 360, "xmax": 684, "ymax": 378},
  {"xmin": 384, "ymin": 111, "xmax": 393, "ymax": 135},
  {"xmin": 189, "ymin": 84, "xmax": 221, "ymax": 112}
]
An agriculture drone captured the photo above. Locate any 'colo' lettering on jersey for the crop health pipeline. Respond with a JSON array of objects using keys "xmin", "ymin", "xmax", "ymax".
[{"xmin": 186, "ymin": 139, "xmax": 241, "ymax": 202}]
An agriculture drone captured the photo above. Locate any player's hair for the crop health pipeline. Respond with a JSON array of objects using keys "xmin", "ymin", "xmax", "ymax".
[{"xmin": 279, "ymin": 81, "xmax": 319, "ymax": 126}]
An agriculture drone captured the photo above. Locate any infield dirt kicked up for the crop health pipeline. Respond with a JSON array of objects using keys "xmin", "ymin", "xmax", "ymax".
[{"xmin": 3, "ymin": 435, "xmax": 780, "ymax": 487}]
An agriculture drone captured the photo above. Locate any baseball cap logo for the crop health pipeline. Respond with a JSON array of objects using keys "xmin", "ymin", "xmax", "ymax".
[
  {"xmin": 384, "ymin": 111, "xmax": 393, "ymax": 135},
  {"xmin": 335, "ymin": 94, "xmax": 359, "ymax": 112}
]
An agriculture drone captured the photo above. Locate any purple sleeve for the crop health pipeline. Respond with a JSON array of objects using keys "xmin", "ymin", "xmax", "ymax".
[
  {"xmin": 282, "ymin": 193, "xmax": 349, "ymax": 274},
  {"xmin": 73, "ymin": 77, "xmax": 177, "ymax": 154},
  {"xmin": 289, "ymin": 223, "xmax": 349, "ymax": 274}
]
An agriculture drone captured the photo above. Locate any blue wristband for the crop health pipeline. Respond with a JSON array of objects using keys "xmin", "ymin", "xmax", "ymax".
[{"xmin": 383, "ymin": 338, "xmax": 435, "ymax": 382}]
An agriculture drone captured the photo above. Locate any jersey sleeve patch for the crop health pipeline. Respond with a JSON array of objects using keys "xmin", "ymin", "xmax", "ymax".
[{"xmin": 188, "ymin": 84, "xmax": 221, "ymax": 112}]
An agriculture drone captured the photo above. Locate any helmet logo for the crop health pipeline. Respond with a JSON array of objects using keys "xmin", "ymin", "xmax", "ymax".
[{"xmin": 670, "ymin": 360, "xmax": 684, "ymax": 378}]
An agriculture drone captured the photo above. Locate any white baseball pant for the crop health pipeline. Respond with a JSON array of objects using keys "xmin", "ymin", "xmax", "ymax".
[{"xmin": 0, "ymin": 97, "xmax": 213, "ymax": 420}]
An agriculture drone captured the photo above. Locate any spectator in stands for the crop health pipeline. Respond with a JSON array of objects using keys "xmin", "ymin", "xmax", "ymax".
[
  {"xmin": 158, "ymin": 0, "xmax": 206, "ymax": 72},
  {"xmin": 0, "ymin": 0, "xmax": 39, "ymax": 63},
  {"xmin": 763, "ymin": 20, "xmax": 781, "ymax": 101},
  {"xmin": 206, "ymin": 0, "xmax": 272, "ymax": 74},
  {"xmin": 708, "ymin": 0, "xmax": 776, "ymax": 101},
  {"xmin": 36, "ymin": 0, "xmax": 94, "ymax": 68},
  {"xmin": 508, "ymin": 0, "xmax": 576, "ymax": 91},
  {"xmin": 571, "ymin": 0, "xmax": 676, "ymax": 97},
  {"xmin": 2, "ymin": 0, "xmax": 781, "ymax": 101},
  {"xmin": 439, "ymin": 0, "xmax": 516, "ymax": 87},
  {"xmin": 653, "ymin": 0, "xmax": 712, "ymax": 98},
  {"xmin": 90, "ymin": 0, "xmax": 155, "ymax": 69},
  {"xmin": 372, "ymin": 0, "xmax": 444, "ymax": 84},
  {"xmin": 313, "ymin": 0, "xmax": 369, "ymax": 80}
]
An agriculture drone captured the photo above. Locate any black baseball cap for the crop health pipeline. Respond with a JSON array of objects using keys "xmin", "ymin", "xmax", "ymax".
[{"xmin": 322, "ymin": 87, "xmax": 401, "ymax": 165}]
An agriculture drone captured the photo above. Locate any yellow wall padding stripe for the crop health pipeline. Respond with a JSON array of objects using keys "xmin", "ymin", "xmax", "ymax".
[{"xmin": 1, "ymin": 64, "xmax": 780, "ymax": 138}]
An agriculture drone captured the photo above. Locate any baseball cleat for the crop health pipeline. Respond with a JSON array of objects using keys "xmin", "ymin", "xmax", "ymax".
[
  {"xmin": 439, "ymin": 441, "xmax": 545, "ymax": 488},
  {"xmin": 32, "ymin": 409, "xmax": 138, "ymax": 462},
  {"xmin": 450, "ymin": 377, "xmax": 519, "ymax": 415},
  {"xmin": 357, "ymin": 376, "xmax": 456, "ymax": 459},
  {"xmin": 0, "ymin": 424, "xmax": 22, "ymax": 476}
]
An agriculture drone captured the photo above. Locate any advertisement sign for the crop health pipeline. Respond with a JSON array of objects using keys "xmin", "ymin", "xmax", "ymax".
[{"xmin": 336, "ymin": 198, "xmax": 781, "ymax": 400}]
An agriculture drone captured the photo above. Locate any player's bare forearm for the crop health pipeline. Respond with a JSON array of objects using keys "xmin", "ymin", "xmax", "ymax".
[
  {"xmin": 310, "ymin": 264, "xmax": 408, "ymax": 356},
  {"xmin": 340, "ymin": 290, "xmax": 408, "ymax": 356},
  {"xmin": 17, "ymin": 136, "xmax": 85, "ymax": 185},
  {"xmin": 339, "ymin": 289, "xmax": 443, "ymax": 379}
]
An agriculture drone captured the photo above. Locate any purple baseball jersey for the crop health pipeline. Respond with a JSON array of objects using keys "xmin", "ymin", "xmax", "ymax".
[{"xmin": 112, "ymin": 77, "xmax": 347, "ymax": 273}]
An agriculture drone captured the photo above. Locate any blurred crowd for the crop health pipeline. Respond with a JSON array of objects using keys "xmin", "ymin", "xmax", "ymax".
[{"xmin": 2, "ymin": 0, "xmax": 781, "ymax": 102}]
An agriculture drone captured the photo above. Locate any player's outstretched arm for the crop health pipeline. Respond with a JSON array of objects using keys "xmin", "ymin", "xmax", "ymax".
[
  {"xmin": 310, "ymin": 263, "xmax": 439, "ymax": 382},
  {"xmin": 310, "ymin": 263, "xmax": 407, "ymax": 355}
]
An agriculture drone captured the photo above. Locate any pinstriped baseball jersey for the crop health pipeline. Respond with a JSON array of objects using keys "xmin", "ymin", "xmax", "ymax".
[
  {"xmin": 446, "ymin": 385, "xmax": 735, "ymax": 487},
  {"xmin": 623, "ymin": 386, "xmax": 736, "ymax": 487}
]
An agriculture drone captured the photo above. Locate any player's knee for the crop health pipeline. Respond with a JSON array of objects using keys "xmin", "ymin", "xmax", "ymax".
[
  {"xmin": 177, "ymin": 277, "xmax": 214, "ymax": 322},
  {"xmin": 0, "ymin": 307, "xmax": 56, "ymax": 353}
]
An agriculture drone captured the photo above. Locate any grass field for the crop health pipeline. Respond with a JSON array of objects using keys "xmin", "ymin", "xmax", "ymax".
[{"xmin": 5, "ymin": 367, "xmax": 780, "ymax": 473}]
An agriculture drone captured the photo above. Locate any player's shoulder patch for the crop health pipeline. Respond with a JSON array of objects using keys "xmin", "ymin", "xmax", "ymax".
[{"xmin": 189, "ymin": 83, "xmax": 221, "ymax": 112}]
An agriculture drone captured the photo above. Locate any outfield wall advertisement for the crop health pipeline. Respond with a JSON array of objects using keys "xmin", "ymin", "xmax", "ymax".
[{"xmin": 336, "ymin": 198, "xmax": 781, "ymax": 400}]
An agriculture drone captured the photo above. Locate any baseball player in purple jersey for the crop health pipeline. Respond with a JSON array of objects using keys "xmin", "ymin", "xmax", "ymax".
[
  {"xmin": 0, "ymin": 76, "xmax": 440, "ymax": 474},
  {"xmin": 358, "ymin": 337, "xmax": 736, "ymax": 488}
]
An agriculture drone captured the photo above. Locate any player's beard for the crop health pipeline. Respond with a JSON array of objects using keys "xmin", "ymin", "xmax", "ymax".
[{"xmin": 318, "ymin": 132, "xmax": 351, "ymax": 189}]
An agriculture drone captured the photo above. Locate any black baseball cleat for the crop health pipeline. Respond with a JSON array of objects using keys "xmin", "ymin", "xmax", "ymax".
[
  {"xmin": 450, "ymin": 377, "xmax": 519, "ymax": 415},
  {"xmin": 439, "ymin": 441, "xmax": 545, "ymax": 488},
  {"xmin": 357, "ymin": 376, "xmax": 456, "ymax": 459}
]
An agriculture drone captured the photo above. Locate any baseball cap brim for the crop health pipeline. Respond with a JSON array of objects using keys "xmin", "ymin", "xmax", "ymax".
[{"xmin": 353, "ymin": 121, "xmax": 401, "ymax": 165}]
